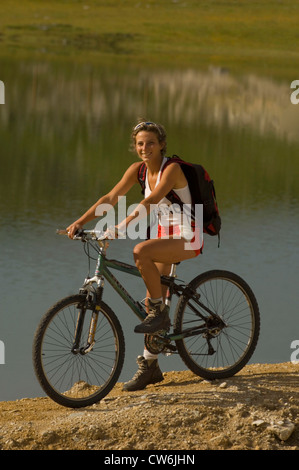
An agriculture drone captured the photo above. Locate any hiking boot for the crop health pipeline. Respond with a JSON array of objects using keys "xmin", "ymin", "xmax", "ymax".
[
  {"xmin": 134, "ymin": 301, "xmax": 171, "ymax": 334},
  {"xmin": 123, "ymin": 356, "xmax": 164, "ymax": 391}
]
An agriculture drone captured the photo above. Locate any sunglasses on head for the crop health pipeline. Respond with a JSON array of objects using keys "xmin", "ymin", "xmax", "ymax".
[{"xmin": 134, "ymin": 122, "xmax": 162, "ymax": 135}]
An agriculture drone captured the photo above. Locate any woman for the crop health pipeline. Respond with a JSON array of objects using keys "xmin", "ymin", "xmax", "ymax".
[{"xmin": 67, "ymin": 121, "xmax": 202, "ymax": 391}]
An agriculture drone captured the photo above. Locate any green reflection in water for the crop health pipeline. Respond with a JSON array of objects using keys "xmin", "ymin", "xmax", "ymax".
[
  {"xmin": 0, "ymin": 60, "xmax": 298, "ymax": 401},
  {"xmin": 0, "ymin": 60, "xmax": 298, "ymax": 227}
]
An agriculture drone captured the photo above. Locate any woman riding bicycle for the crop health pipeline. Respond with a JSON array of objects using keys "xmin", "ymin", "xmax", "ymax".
[{"xmin": 67, "ymin": 121, "xmax": 202, "ymax": 391}]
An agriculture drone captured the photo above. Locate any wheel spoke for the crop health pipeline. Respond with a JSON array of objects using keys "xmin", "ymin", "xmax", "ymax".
[
  {"xmin": 174, "ymin": 271, "xmax": 260, "ymax": 379},
  {"xmin": 33, "ymin": 296, "xmax": 125, "ymax": 407}
]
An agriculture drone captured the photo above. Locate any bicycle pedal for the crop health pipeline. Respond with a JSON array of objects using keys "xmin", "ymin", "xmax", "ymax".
[
  {"xmin": 164, "ymin": 343, "xmax": 177, "ymax": 353},
  {"xmin": 153, "ymin": 327, "xmax": 170, "ymax": 336}
]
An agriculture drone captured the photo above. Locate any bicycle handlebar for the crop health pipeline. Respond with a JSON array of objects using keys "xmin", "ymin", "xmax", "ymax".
[{"xmin": 56, "ymin": 229, "xmax": 107, "ymax": 241}]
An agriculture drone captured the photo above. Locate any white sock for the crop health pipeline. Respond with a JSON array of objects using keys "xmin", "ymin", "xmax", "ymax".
[
  {"xmin": 143, "ymin": 348, "xmax": 158, "ymax": 361},
  {"xmin": 150, "ymin": 297, "xmax": 163, "ymax": 304}
]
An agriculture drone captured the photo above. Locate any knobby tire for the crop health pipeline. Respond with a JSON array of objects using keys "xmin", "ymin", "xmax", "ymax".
[
  {"xmin": 32, "ymin": 295, "xmax": 125, "ymax": 408},
  {"xmin": 174, "ymin": 270, "xmax": 260, "ymax": 380}
]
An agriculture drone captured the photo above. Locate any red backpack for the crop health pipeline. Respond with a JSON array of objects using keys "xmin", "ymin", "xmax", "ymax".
[{"xmin": 138, "ymin": 155, "xmax": 221, "ymax": 241}]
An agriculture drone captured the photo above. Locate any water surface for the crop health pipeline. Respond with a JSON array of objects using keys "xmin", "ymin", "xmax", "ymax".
[{"xmin": 0, "ymin": 61, "xmax": 298, "ymax": 401}]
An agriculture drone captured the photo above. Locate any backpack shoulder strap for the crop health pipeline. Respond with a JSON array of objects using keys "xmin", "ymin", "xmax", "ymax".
[
  {"xmin": 137, "ymin": 161, "xmax": 147, "ymax": 194},
  {"xmin": 161, "ymin": 155, "xmax": 184, "ymax": 172},
  {"xmin": 160, "ymin": 155, "xmax": 186, "ymax": 207},
  {"xmin": 138, "ymin": 156, "xmax": 185, "ymax": 203},
  {"xmin": 138, "ymin": 157, "xmax": 178, "ymax": 193}
]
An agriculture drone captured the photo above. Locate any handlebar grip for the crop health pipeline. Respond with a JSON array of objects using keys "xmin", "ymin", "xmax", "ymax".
[{"xmin": 56, "ymin": 229, "xmax": 68, "ymax": 235}]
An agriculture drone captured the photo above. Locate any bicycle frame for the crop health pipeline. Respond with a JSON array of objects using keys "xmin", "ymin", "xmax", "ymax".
[
  {"xmin": 33, "ymin": 233, "xmax": 260, "ymax": 408},
  {"xmin": 78, "ymin": 239, "xmax": 221, "ymax": 346},
  {"xmin": 94, "ymin": 243, "xmax": 147, "ymax": 321},
  {"xmin": 82, "ymin": 240, "xmax": 181, "ymax": 323}
]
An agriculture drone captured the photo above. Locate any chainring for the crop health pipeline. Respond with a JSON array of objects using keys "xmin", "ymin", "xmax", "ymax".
[{"xmin": 144, "ymin": 334, "xmax": 168, "ymax": 354}]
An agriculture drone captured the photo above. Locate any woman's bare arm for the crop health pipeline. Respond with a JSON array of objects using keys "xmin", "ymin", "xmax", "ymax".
[
  {"xmin": 117, "ymin": 162, "xmax": 182, "ymax": 231},
  {"xmin": 67, "ymin": 162, "xmax": 141, "ymax": 237}
]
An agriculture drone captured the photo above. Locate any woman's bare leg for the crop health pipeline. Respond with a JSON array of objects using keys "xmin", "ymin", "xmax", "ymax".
[
  {"xmin": 133, "ymin": 237, "xmax": 196, "ymax": 299},
  {"xmin": 123, "ymin": 246, "xmax": 196, "ymax": 390},
  {"xmin": 144, "ymin": 262, "xmax": 172, "ymax": 307}
]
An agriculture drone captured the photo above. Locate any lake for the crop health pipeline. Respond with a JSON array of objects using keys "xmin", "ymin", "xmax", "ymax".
[{"xmin": 0, "ymin": 60, "xmax": 298, "ymax": 401}]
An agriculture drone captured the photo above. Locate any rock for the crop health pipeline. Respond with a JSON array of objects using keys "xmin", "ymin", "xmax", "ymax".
[
  {"xmin": 86, "ymin": 425, "xmax": 106, "ymax": 440},
  {"xmin": 40, "ymin": 430, "xmax": 59, "ymax": 444},
  {"xmin": 252, "ymin": 419, "xmax": 266, "ymax": 427},
  {"xmin": 269, "ymin": 420, "xmax": 295, "ymax": 441},
  {"xmin": 219, "ymin": 382, "xmax": 228, "ymax": 389},
  {"xmin": 209, "ymin": 434, "xmax": 232, "ymax": 449}
]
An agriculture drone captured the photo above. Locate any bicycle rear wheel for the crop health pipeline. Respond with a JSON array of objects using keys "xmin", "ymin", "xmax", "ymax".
[
  {"xmin": 33, "ymin": 294, "xmax": 125, "ymax": 408},
  {"xmin": 174, "ymin": 270, "xmax": 260, "ymax": 380}
]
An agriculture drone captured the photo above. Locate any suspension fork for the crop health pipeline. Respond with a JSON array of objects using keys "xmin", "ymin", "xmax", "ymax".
[
  {"xmin": 72, "ymin": 299, "xmax": 87, "ymax": 354},
  {"xmin": 85, "ymin": 286, "xmax": 104, "ymax": 353},
  {"xmin": 72, "ymin": 243, "xmax": 110, "ymax": 355},
  {"xmin": 72, "ymin": 279, "xmax": 104, "ymax": 355}
]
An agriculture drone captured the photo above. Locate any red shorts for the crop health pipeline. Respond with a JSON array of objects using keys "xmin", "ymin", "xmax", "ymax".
[{"xmin": 157, "ymin": 223, "xmax": 202, "ymax": 256}]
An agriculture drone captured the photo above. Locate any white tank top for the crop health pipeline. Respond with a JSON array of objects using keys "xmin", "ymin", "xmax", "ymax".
[{"xmin": 144, "ymin": 157, "xmax": 193, "ymax": 230}]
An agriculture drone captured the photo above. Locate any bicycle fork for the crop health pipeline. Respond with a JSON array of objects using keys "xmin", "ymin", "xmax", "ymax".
[
  {"xmin": 71, "ymin": 302, "xmax": 87, "ymax": 355},
  {"xmin": 72, "ymin": 285, "xmax": 104, "ymax": 356}
]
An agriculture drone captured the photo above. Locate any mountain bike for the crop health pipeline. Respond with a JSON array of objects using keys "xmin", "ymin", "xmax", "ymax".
[{"xmin": 32, "ymin": 229, "xmax": 260, "ymax": 408}]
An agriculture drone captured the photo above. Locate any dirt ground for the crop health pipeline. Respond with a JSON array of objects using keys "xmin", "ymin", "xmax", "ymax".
[{"xmin": 0, "ymin": 362, "xmax": 298, "ymax": 451}]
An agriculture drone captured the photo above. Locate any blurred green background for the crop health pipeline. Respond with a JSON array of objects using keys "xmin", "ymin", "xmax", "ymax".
[{"xmin": 0, "ymin": 0, "xmax": 298, "ymax": 400}]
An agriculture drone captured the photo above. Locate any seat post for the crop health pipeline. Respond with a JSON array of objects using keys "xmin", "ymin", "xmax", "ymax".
[
  {"xmin": 164, "ymin": 263, "xmax": 178, "ymax": 308},
  {"xmin": 169, "ymin": 263, "xmax": 178, "ymax": 278}
]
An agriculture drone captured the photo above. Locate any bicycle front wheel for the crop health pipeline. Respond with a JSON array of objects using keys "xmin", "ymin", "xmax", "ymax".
[
  {"xmin": 33, "ymin": 295, "xmax": 125, "ymax": 408},
  {"xmin": 174, "ymin": 270, "xmax": 260, "ymax": 380}
]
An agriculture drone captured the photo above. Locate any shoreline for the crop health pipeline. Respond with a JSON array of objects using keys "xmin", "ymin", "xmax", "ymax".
[{"xmin": 0, "ymin": 362, "xmax": 298, "ymax": 450}]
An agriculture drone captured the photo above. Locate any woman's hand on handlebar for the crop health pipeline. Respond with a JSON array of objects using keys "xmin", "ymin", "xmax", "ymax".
[{"xmin": 66, "ymin": 222, "xmax": 83, "ymax": 239}]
